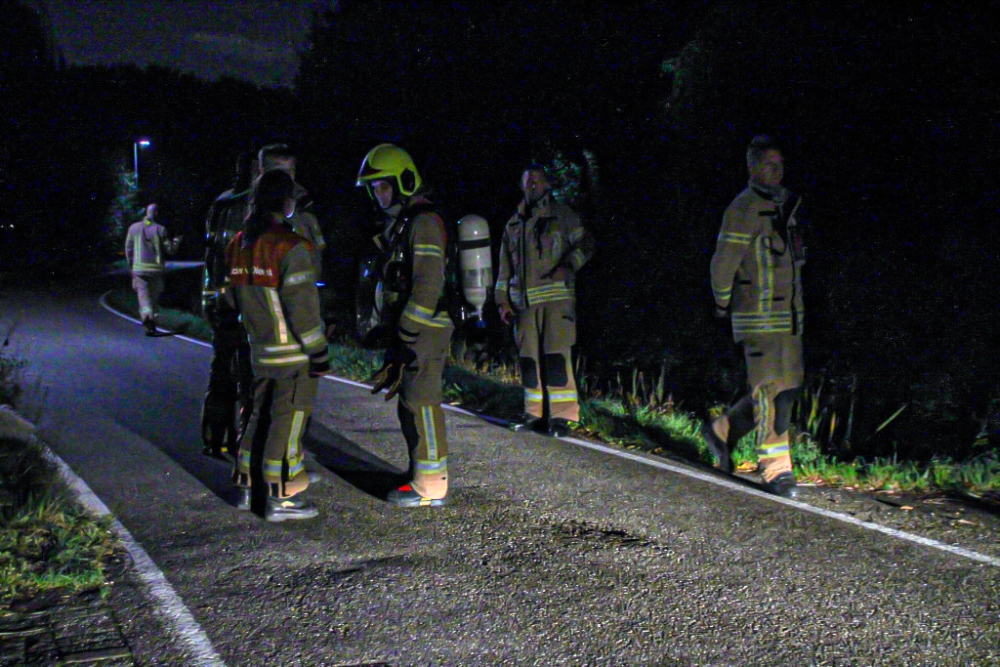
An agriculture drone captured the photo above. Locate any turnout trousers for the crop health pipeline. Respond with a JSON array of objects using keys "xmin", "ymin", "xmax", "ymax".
[
  {"xmin": 515, "ymin": 299, "xmax": 580, "ymax": 422},
  {"xmin": 200, "ymin": 309, "xmax": 254, "ymax": 457},
  {"xmin": 711, "ymin": 333, "xmax": 804, "ymax": 482},
  {"xmin": 131, "ymin": 273, "xmax": 164, "ymax": 322},
  {"xmin": 398, "ymin": 324, "xmax": 453, "ymax": 500},
  {"xmin": 233, "ymin": 370, "xmax": 317, "ymax": 499}
]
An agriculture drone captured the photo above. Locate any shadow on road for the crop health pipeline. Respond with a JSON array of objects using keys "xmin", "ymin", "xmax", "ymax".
[{"xmin": 304, "ymin": 420, "xmax": 406, "ymax": 500}]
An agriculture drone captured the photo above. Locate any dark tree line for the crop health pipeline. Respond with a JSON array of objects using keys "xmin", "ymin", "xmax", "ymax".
[{"xmin": 5, "ymin": 0, "xmax": 1000, "ymax": 458}]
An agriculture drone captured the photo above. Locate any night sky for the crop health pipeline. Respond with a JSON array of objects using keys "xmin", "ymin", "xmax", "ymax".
[{"xmin": 43, "ymin": 0, "xmax": 322, "ymax": 88}]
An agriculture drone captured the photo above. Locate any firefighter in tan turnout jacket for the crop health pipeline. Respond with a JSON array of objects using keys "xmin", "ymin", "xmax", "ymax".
[
  {"xmin": 224, "ymin": 169, "xmax": 330, "ymax": 522},
  {"xmin": 357, "ymin": 144, "xmax": 453, "ymax": 507},
  {"xmin": 705, "ymin": 135, "xmax": 806, "ymax": 498},
  {"xmin": 125, "ymin": 203, "xmax": 181, "ymax": 335},
  {"xmin": 497, "ymin": 165, "xmax": 594, "ymax": 436}
]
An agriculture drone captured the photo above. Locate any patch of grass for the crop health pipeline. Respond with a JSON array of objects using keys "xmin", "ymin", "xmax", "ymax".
[
  {"xmin": 0, "ymin": 438, "xmax": 116, "ymax": 609},
  {"xmin": 103, "ymin": 287, "xmax": 213, "ymax": 340}
]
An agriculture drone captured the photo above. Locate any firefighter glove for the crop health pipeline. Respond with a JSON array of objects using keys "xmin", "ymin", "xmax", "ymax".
[
  {"xmin": 714, "ymin": 304, "xmax": 731, "ymax": 320},
  {"xmin": 369, "ymin": 341, "xmax": 417, "ymax": 400}
]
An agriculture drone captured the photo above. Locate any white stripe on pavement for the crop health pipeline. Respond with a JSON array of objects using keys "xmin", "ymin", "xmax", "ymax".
[{"xmin": 40, "ymin": 444, "xmax": 226, "ymax": 666}]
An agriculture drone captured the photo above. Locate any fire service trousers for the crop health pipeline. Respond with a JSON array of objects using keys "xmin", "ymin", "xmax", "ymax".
[
  {"xmin": 515, "ymin": 299, "xmax": 580, "ymax": 422},
  {"xmin": 131, "ymin": 273, "xmax": 164, "ymax": 322},
  {"xmin": 398, "ymin": 323, "xmax": 453, "ymax": 500},
  {"xmin": 712, "ymin": 333, "xmax": 804, "ymax": 481},
  {"xmin": 200, "ymin": 309, "xmax": 254, "ymax": 457},
  {"xmin": 234, "ymin": 370, "xmax": 317, "ymax": 499}
]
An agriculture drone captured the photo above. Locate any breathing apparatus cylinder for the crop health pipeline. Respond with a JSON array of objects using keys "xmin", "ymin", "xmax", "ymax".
[{"xmin": 457, "ymin": 214, "xmax": 492, "ymax": 323}]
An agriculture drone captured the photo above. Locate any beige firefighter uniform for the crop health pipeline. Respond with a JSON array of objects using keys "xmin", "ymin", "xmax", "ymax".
[
  {"xmin": 225, "ymin": 222, "xmax": 329, "ymax": 499},
  {"xmin": 709, "ymin": 183, "xmax": 805, "ymax": 481},
  {"xmin": 496, "ymin": 192, "xmax": 593, "ymax": 422},
  {"xmin": 380, "ymin": 199, "xmax": 454, "ymax": 500},
  {"xmin": 125, "ymin": 215, "xmax": 179, "ymax": 323},
  {"xmin": 289, "ymin": 182, "xmax": 327, "ymax": 281}
]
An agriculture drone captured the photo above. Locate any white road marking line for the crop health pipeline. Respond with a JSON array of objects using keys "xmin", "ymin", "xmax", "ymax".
[
  {"xmin": 99, "ymin": 292, "xmax": 1000, "ymax": 568},
  {"xmin": 40, "ymin": 444, "xmax": 227, "ymax": 666}
]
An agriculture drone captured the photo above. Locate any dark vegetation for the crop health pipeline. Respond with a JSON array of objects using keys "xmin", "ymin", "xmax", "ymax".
[{"xmin": 4, "ymin": 1, "xmax": 999, "ymax": 466}]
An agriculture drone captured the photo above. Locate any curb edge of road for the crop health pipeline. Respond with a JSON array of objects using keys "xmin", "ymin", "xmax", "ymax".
[{"xmin": 0, "ymin": 406, "xmax": 226, "ymax": 667}]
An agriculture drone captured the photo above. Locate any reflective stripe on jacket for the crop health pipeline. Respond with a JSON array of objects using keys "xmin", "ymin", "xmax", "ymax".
[
  {"xmin": 125, "ymin": 218, "xmax": 171, "ymax": 275},
  {"xmin": 225, "ymin": 223, "xmax": 328, "ymax": 378},
  {"xmin": 710, "ymin": 185, "xmax": 805, "ymax": 342},
  {"xmin": 495, "ymin": 192, "xmax": 593, "ymax": 312}
]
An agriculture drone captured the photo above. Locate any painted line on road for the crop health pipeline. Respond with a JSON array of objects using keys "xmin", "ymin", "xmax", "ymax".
[
  {"xmin": 555, "ymin": 435, "xmax": 1000, "ymax": 568},
  {"xmin": 34, "ymin": 440, "xmax": 226, "ymax": 666},
  {"xmin": 98, "ymin": 293, "xmax": 1000, "ymax": 568}
]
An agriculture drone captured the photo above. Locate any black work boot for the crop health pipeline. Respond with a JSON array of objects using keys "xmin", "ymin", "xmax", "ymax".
[
  {"xmin": 143, "ymin": 318, "xmax": 157, "ymax": 336},
  {"xmin": 762, "ymin": 471, "xmax": 799, "ymax": 498},
  {"xmin": 701, "ymin": 420, "xmax": 733, "ymax": 474},
  {"xmin": 547, "ymin": 418, "xmax": 575, "ymax": 437},
  {"xmin": 509, "ymin": 413, "xmax": 543, "ymax": 432},
  {"xmin": 265, "ymin": 494, "xmax": 319, "ymax": 522}
]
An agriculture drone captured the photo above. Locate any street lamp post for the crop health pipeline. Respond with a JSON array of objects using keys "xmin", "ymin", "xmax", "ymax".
[{"xmin": 133, "ymin": 139, "xmax": 150, "ymax": 188}]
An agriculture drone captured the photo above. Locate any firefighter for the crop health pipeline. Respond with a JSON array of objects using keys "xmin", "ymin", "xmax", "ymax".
[
  {"xmin": 124, "ymin": 202, "xmax": 181, "ymax": 335},
  {"xmin": 224, "ymin": 168, "xmax": 330, "ymax": 521},
  {"xmin": 200, "ymin": 152, "xmax": 256, "ymax": 460},
  {"xmin": 257, "ymin": 143, "xmax": 327, "ymax": 283},
  {"xmin": 704, "ymin": 135, "xmax": 806, "ymax": 498},
  {"xmin": 496, "ymin": 165, "xmax": 594, "ymax": 436},
  {"xmin": 356, "ymin": 144, "xmax": 453, "ymax": 507}
]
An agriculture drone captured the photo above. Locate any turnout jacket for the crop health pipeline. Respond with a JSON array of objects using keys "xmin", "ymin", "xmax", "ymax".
[
  {"xmin": 125, "ymin": 216, "xmax": 179, "ymax": 275},
  {"xmin": 377, "ymin": 197, "xmax": 453, "ymax": 339},
  {"xmin": 288, "ymin": 182, "xmax": 327, "ymax": 281},
  {"xmin": 495, "ymin": 192, "xmax": 593, "ymax": 312},
  {"xmin": 224, "ymin": 222, "xmax": 328, "ymax": 378},
  {"xmin": 202, "ymin": 187, "xmax": 251, "ymax": 311},
  {"xmin": 710, "ymin": 183, "xmax": 805, "ymax": 342}
]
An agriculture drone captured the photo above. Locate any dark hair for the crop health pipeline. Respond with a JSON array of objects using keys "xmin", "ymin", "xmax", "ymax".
[
  {"xmin": 258, "ymin": 143, "xmax": 296, "ymax": 169},
  {"xmin": 746, "ymin": 134, "xmax": 781, "ymax": 168},
  {"xmin": 244, "ymin": 169, "xmax": 295, "ymax": 245}
]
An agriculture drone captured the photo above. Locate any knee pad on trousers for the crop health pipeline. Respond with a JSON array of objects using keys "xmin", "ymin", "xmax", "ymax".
[
  {"xmin": 520, "ymin": 357, "xmax": 539, "ymax": 389},
  {"xmin": 543, "ymin": 353, "xmax": 568, "ymax": 387},
  {"xmin": 773, "ymin": 387, "xmax": 801, "ymax": 435}
]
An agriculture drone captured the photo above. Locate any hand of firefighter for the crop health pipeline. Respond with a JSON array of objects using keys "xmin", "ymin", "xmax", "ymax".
[
  {"xmin": 498, "ymin": 303, "xmax": 515, "ymax": 326},
  {"xmin": 368, "ymin": 341, "xmax": 417, "ymax": 400},
  {"xmin": 714, "ymin": 303, "xmax": 731, "ymax": 320}
]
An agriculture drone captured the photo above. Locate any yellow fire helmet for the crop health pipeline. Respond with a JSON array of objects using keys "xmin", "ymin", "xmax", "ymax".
[{"xmin": 356, "ymin": 143, "xmax": 422, "ymax": 198}]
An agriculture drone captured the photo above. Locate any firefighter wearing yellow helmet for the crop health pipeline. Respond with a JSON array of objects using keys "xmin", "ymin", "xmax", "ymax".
[{"xmin": 357, "ymin": 144, "xmax": 452, "ymax": 507}]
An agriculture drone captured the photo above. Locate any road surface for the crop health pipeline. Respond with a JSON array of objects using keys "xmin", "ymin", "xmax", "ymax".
[{"xmin": 2, "ymin": 271, "xmax": 998, "ymax": 666}]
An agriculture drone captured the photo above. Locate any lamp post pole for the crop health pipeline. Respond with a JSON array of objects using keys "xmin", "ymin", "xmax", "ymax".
[{"xmin": 133, "ymin": 139, "xmax": 150, "ymax": 188}]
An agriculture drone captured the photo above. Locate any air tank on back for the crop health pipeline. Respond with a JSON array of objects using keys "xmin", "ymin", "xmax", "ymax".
[{"xmin": 457, "ymin": 214, "xmax": 492, "ymax": 323}]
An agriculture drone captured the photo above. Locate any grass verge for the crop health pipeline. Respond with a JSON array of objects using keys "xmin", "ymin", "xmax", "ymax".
[
  {"xmin": 103, "ymin": 286, "xmax": 1000, "ymax": 499},
  {"xmin": 0, "ymin": 414, "xmax": 117, "ymax": 609}
]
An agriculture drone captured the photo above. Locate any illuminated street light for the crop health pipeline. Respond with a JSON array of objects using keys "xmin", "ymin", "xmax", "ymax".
[{"xmin": 133, "ymin": 139, "xmax": 150, "ymax": 188}]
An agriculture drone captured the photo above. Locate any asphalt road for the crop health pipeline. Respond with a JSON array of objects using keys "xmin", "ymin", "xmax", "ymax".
[{"xmin": 3, "ymin": 273, "xmax": 999, "ymax": 667}]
